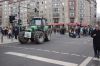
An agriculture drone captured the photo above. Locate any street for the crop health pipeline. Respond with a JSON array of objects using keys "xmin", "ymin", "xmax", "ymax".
[{"xmin": 0, "ymin": 33, "xmax": 100, "ymax": 66}]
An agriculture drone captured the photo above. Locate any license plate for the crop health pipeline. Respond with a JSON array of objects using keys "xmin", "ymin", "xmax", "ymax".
[{"xmin": 24, "ymin": 32, "xmax": 31, "ymax": 38}]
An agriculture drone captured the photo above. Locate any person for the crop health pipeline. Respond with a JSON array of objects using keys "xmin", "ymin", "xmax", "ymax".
[
  {"xmin": 60, "ymin": 24, "xmax": 66, "ymax": 35},
  {"xmin": 53, "ymin": 27, "xmax": 57, "ymax": 34},
  {"xmin": 75, "ymin": 26, "xmax": 81, "ymax": 38},
  {"xmin": 83, "ymin": 27, "xmax": 87, "ymax": 36},
  {"xmin": 89, "ymin": 27, "xmax": 93, "ymax": 35},
  {"xmin": 0, "ymin": 27, "xmax": 5, "ymax": 43},
  {"xmin": 1, "ymin": 27, "xmax": 5, "ymax": 35},
  {"xmin": 4, "ymin": 27, "xmax": 8, "ymax": 36},
  {"xmin": 8, "ymin": 28, "xmax": 12, "ymax": 39},
  {"xmin": 69, "ymin": 28, "xmax": 76, "ymax": 38},
  {"xmin": 91, "ymin": 25, "xmax": 100, "ymax": 58},
  {"xmin": 13, "ymin": 27, "xmax": 19, "ymax": 39},
  {"xmin": 0, "ymin": 27, "xmax": 1, "ymax": 34}
]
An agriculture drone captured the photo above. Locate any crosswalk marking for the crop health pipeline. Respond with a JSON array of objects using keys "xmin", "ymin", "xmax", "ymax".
[
  {"xmin": 5, "ymin": 52, "xmax": 78, "ymax": 66},
  {"xmin": 79, "ymin": 57, "xmax": 93, "ymax": 66},
  {"xmin": 4, "ymin": 46, "xmax": 88, "ymax": 58},
  {"xmin": 92, "ymin": 58, "xmax": 100, "ymax": 61}
]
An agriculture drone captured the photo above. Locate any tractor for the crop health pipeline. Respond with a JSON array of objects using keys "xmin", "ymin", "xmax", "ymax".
[{"xmin": 18, "ymin": 18, "xmax": 52, "ymax": 44}]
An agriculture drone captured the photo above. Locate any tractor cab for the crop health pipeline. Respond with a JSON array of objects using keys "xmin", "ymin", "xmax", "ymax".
[{"xmin": 30, "ymin": 18, "xmax": 47, "ymax": 26}]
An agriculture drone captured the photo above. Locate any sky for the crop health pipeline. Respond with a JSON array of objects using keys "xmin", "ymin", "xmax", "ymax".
[{"xmin": 97, "ymin": 0, "xmax": 100, "ymax": 14}]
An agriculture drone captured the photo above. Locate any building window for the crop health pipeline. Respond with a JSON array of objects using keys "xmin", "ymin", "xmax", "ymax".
[
  {"xmin": 80, "ymin": 14, "xmax": 84, "ymax": 18},
  {"xmin": 70, "ymin": 9, "xmax": 74, "ymax": 13},
  {"xmin": 52, "ymin": 0, "xmax": 59, "ymax": 2},
  {"xmin": 53, "ymin": 8, "xmax": 59, "ymax": 12},
  {"xmin": 40, "ymin": 11, "xmax": 43, "ymax": 13},
  {"xmin": 69, "ymin": 1, "xmax": 75, "ymax": 6},
  {"xmin": 52, "ymin": 3, "xmax": 60, "ymax": 7},
  {"xmin": 69, "ymin": 6, "xmax": 75, "ymax": 10},
  {"xmin": 69, "ymin": 0, "xmax": 76, "ymax": 18},
  {"xmin": 42, "ymin": 1, "xmax": 43, "ymax": 4},
  {"xmin": 94, "ymin": 14, "xmax": 96, "ymax": 17},
  {"xmin": 37, "ymin": 2, "xmax": 39, "ymax": 4},
  {"xmin": 53, "ymin": 18, "xmax": 59, "ymax": 23},
  {"xmin": 44, "ymin": 1, "xmax": 47, "ymax": 4},
  {"xmin": 70, "ymin": 13, "xmax": 75, "ymax": 17},
  {"xmin": 53, "ymin": 13, "xmax": 60, "ymax": 17}
]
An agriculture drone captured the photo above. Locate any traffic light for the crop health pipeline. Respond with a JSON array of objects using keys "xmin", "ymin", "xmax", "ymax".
[{"xmin": 9, "ymin": 15, "xmax": 15, "ymax": 23}]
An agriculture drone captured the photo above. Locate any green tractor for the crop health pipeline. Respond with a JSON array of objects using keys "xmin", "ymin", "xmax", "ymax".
[{"xmin": 18, "ymin": 18, "xmax": 52, "ymax": 44}]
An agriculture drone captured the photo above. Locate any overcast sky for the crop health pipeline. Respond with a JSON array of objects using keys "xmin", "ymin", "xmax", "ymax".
[{"xmin": 97, "ymin": 0, "xmax": 100, "ymax": 14}]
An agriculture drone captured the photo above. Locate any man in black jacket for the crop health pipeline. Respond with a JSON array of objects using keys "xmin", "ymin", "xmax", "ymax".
[
  {"xmin": 60, "ymin": 25, "xmax": 66, "ymax": 35},
  {"xmin": 76, "ymin": 26, "xmax": 81, "ymax": 38},
  {"xmin": 13, "ymin": 27, "xmax": 19, "ymax": 39},
  {"xmin": 91, "ymin": 25, "xmax": 100, "ymax": 58}
]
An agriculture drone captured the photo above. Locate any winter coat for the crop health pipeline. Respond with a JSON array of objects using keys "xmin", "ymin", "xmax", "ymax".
[{"xmin": 91, "ymin": 29, "xmax": 100, "ymax": 50}]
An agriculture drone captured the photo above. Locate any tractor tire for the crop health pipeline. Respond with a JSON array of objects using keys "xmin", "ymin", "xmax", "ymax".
[
  {"xmin": 18, "ymin": 31, "xmax": 29, "ymax": 44},
  {"xmin": 34, "ymin": 31, "xmax": 45, "ymax": 44}
]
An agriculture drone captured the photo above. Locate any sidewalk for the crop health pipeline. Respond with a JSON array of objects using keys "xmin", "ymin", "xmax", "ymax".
[{"xmin": 0, "ymin": 36, "xmax": 18, "ymax": 44}]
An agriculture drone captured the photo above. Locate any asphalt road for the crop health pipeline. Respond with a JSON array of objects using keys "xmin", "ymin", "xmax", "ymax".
[{"xmin": 0, "ymin": 33, "xmax": 100, "ymax": 66}]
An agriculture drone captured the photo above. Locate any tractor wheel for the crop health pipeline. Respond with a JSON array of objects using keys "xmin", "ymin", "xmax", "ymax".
[
  {"xmin": 34, "ymin": 31, "xmax": 45, "ymax": 44},
  {"xmin": 18, "ymin": 32, "xmax": 29, "ymax": 44}
]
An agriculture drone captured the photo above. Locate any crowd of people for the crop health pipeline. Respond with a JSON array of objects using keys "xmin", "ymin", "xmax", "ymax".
[
  {"xmin": 0, "ymin": 27, "xmax": 19, "ymax": 39},
  {"xmin": 52, "ymin": 25, "xmax": 94, "ymax": 38},
  {"xmin": 0, "ymin": 25, "xmax": 94, "ymax": 39},
  {"xmin": 68, "ymin": 25, "xmax": 93, "ymax": 38}
]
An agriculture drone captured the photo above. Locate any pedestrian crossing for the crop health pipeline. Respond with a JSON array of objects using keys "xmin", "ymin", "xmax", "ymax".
[
  {"xmin": 4, "ymin": 51, "xmax": 100, "ymax": 66},
  {"xmin": 5, "ymin": 52, "xmax": 78, "ymax": 66}
]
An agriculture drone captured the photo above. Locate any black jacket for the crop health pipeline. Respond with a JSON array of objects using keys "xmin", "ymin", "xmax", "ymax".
[
  {"xmin": 91, "ymin": 29, "xmax": 100, "ymax": 49},
  {"xmin": 13, "ymin": 27, "xmax": 19, "ymax": 35}
]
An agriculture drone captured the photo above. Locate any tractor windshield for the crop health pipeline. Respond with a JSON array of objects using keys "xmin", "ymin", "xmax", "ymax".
[
  {"xmin": 35, "ymin": 20, "xmax": 42, "ymax": 25},
  {"xmin": 31, "ymin": 19, "xmax": 42, "ymax": 26}
]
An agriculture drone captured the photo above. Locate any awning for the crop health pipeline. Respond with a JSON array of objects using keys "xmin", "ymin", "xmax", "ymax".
[
  {"xmin": 48, "ymin": 23, "xmax": 59, "ymax": 26},
  {"xmin": 81, "ymin": 22, "xmax": 89, "ymax": 26},
  {"xmin": 67, "ymin": 22, "xmax": 80, "ymax": 26},
  {"xmin": 58, "ymin": 22, "xmax": 66, "ymax": 25},
  {"xmin": 48, "ymin": 22, "xmax": 65, "ymax": 26}
]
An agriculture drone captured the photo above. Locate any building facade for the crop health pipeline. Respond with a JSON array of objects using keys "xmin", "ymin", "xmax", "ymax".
[
  {"xmin": 90, "ymin": 0, "xmax": 97, "ymax": 25},
  {"xmin": 0, "ymin": 0, "xmax": 97, "ymax": 27},
  {"xmin": 0, "ymin": 1, "xmax": 2, "ymax": 26}
]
